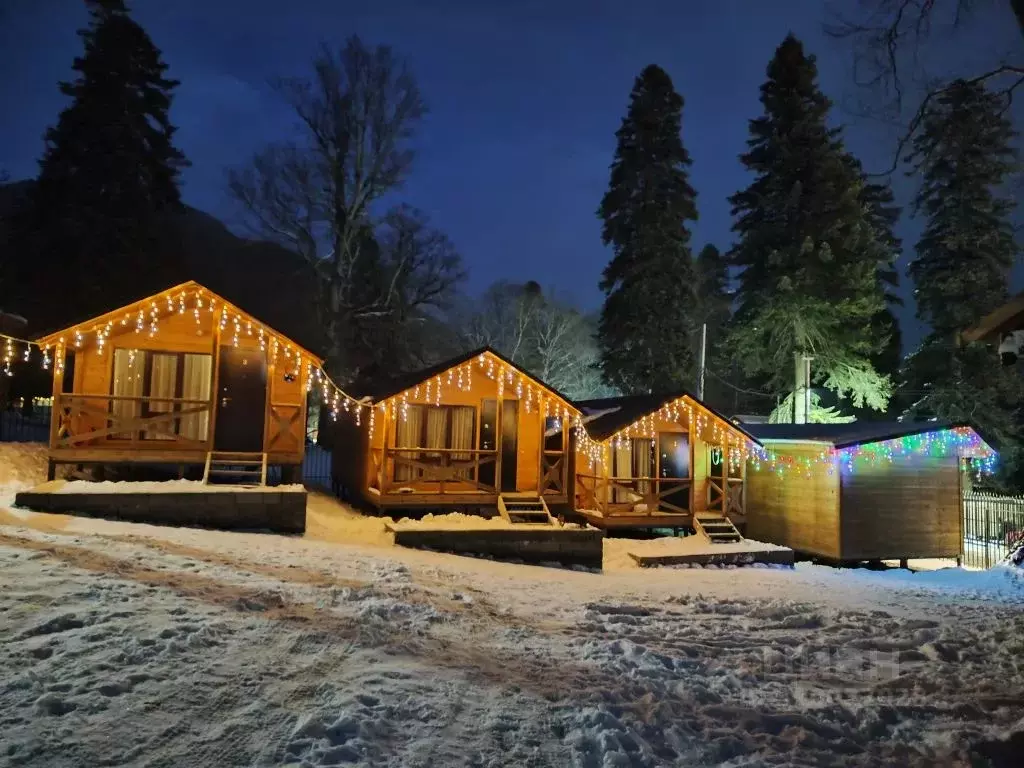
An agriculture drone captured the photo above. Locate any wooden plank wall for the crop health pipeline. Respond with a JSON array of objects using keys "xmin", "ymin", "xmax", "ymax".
[
  {"xmin": 59, "ymin": 307, "xmax": 309, "ymax": 465},
  {"xmin": 839, "ymin": 454, "xmax": 961, "ymax": 560},
  {"xmin": 745, "ymin": 443, "xmax": 841, "ymax": 559},
  {"xmin": 369, "ymin": 362, "xmax": 556, "ymax": 495}
]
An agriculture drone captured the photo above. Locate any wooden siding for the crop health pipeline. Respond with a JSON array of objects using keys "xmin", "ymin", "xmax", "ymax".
[
  {"xmin": 839, "ymin": 454, "xmax": 961, "ymax": 560},
  {"xmin": 745, "ymin": 444, "xmax": 841, "ymax": 559},
  {"xmin": 351, "ymin": 359, "xmax": 572, "ymax": 508},
  {"xmin": 49, "ymin": 294, "xmax": 311, "ymax": 467},
  {"xmin": 573, "ymin": 405, "xmax": 748, "ymax": 527}
]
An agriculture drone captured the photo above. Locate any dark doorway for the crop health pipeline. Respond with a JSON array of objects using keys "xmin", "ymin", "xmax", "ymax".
[
  {"xmin": 479, "ymin": 399, "xmax": 498, "ymax": 489},
  {"xmin": 658, "ymin": 431, "xmax": 691, "ymax": 512},
  {"xmin": 214, "ymin": 347, "xmax": 267, "ymax": 452},
  {"xmin": 500, "ymin": 399, "xmax": 518, "ymax": 492}
]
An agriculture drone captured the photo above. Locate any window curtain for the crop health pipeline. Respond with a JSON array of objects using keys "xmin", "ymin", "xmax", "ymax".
[
  {"xmin": 613, "ymin": 442, "xmax": 632, "ymax": 503},
  {"xmin": 632, "ymin": 438, "xmax": 653, "ymax": 495},
  {"xmin": 449, "ymin": 406, "xmax": 475, "ymax": 479},
  {"xmin": 425, "ymin": 408, "xmax": 447, "ymax": 458},
  {"xmin": 110, "ymin": 349, "xmax": 143, "ymax": 439},
  {"xmin": 179, "ymin": 354, "xmax": 212, "ymax": 441},
  {"xmin": 394, "ymin": 405, "xmax": 424, "ymax": 482},
  {"xmin": 146, "ymin": 353, "xmax": 179, "ymax": 440}
]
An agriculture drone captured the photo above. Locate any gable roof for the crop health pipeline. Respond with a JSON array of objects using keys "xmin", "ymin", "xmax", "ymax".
[
  {"xmin": 577, "ymin": 392, "xmax": 762, "ymax": 445},
  {"xmin": 961, "ymin": 293, "xmax": 1024, "ymax": 344},
  {"xmin": 347, "ymin": 346, "xmax": 580, "ymax": 410},
  {"xmin": 743, "ymin": 419, "xmax": 993, "ymax": 450},
  {"xmin": 33, "ymin": 280, "xmax": 324, "ymax": 364}
]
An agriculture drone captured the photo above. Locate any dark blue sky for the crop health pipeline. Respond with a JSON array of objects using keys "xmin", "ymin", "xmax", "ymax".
[{"xmin": 1, "ymin": 1, "xmax": 1019, "ymax": 351}]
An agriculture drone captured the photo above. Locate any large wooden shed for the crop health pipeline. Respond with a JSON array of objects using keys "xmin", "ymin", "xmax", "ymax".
[
  {"xmin": 332, "ymin": 347, "xmax": 581, "ymax": 514},
  {"xmin": 743, "ymin": 421, "xmax": 995, "ymax": 562},
  {"xmin": 36, "ymin": 281, "xmax": 322, "ymax": 482}
]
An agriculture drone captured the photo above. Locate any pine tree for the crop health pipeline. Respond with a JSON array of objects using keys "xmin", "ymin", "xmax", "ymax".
[
  {"xmin": 900, "ymin": 79, "xmax": 1022, "ymax": 475},
  {"xmin": 11, "ymin": 0, "xmax": 187, "ymax": 325},
  {"xmin": 728, "ymin": 35, "xmax": 892, "ymax": 417},
  {"xmin": 597, "ymin": 64, "xmax": 698, "ymax": 394}
]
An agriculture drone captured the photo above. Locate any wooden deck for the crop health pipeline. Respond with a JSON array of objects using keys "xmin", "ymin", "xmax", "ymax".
[
  {"xmin": 628, "ymin": 546, "xmax": 794, "ymax": 568},
  {"xmin": 14, "ymin": 480, "xmax": 306, "ymax": 534},
  {"xmin": 385, "ymin": 521, "xmax": 603, "ymax": 568},
  {"xmin": 575, "ymin": 507, "xmax": 695, "ymax": 530},
  {"xmin": 369, "ymin": 489, "xmax": 569, "ymax": 510}
]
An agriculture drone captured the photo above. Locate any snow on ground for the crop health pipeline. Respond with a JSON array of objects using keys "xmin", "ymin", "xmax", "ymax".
[
  {"xmin": 3, "ymin": 439, "xmax": 1024, "ymax": 765},
  {"xmin": 48, "ymin": 479, "xmax": 306, "ymax": 494},
  {"xmin": 0, "ymin": 442, "xmax": 48, "ymax": 506},
  {"xmin": 3, "ymin": 503, "xmax": 1024, "ymax": 766}
]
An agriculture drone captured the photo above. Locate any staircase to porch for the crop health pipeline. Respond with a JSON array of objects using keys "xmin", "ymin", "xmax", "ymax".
[
  {"xmin": 203, "ymin": 451, "xmax": 268, "ymax": 487},
  {"xmin": 693, "ymin": 513, "xmax": 743, "ymax": 544},
  {"xmin": 498, "ymin": 493, "xmax": 555, "ymax": 525}
]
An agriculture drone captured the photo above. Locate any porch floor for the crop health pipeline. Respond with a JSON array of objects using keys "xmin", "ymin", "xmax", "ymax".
[
  {"xmin": 626, "ymin": 534, "xmax": 794, "ymax": 568},
  {"xmin": 13, "ymin": 480, "xmax": 306, "ymax": 534},
  {"xmin": 575, "ymin": 507, "xmax": 695, "ymax": 530},
  {"xmin": 384, "ymin": 517, "xmax": 603, "ymax": 568}
]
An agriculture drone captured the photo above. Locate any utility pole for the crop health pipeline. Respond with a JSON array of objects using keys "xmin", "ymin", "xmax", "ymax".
[
  {"xmin": 793, "ymin": 353, "xmax": 812, "ymax": 424},
  {"xmin": 698, "ymin": 322, "xmax": 707, "ymax": 400}
]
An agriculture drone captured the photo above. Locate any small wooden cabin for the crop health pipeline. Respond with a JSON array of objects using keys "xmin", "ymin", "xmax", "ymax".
[
  {"xmin": 744, "ymin": 421, "xmax": 996, "ymax": 562},
  {"xmin": 36, "ymin": 281, "xmax": 321, "ymax": 481},
  {"xmin": 573, "ymin": 393, "xmax": 761, "ymax": 529},
  {"xmin": 333, "ymin": 347, "xmax": 581, "ymax": 513}
]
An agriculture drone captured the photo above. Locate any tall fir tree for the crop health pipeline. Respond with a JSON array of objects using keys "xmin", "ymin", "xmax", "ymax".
[
  {"xmin": 728, "ymin": 34, "xmax": 893, "ymax": 418},
  {"xmin": 900, "ymin": 79, "xmax": 1022, "ymax": 480},
  {"xmin": 597, "ymin": 65, "xmax": 699, "ymax": 394},
  {"xmin": 8, "ymin": 0, "xmax": 187, "ymax": 325}
]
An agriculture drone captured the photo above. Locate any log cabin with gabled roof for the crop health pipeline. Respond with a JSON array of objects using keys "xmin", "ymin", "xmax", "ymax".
[
  {"xmin": 34, "ymin": 280, "xmax": 323, "ymax": 483},
  {"xmin": 573, "ymin": 392, "xmax": 762, "ymax": 530},
  {"xmin": 331, "ymin": 347, "xmax": 582, "ymax": 517}
]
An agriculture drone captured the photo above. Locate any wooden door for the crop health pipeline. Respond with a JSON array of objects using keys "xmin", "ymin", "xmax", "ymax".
[{"xmin": 213, "ymin": 347, "xmax": 267, "ymax": 452}]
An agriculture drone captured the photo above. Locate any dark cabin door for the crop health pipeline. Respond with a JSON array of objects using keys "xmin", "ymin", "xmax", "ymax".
[
  {"xmin": 479, "ymin": 399, "xmax": 498, "ymax": 489},
  {"xmin": 214, "ymin": 346, "xmax": 267, "ymax": 452},
  {"xmin": 500, "ymin": 399, "xmax": 518, "ymax": 492}
]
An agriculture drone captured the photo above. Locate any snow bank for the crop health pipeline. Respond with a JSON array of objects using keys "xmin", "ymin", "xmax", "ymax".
[
  {"xmin": 799, "ymin": 562, "xmax": 1024, "ymax": 603},
  {"xmin": 623, "ymin": 534, "xmax": 790, "ymax": 557},
  {"xmin": 0, "ymin": 442, "xmax": 49, "ymax": 505},
  {"xmin": 50, "ymin": 479, "xmax": 306, "ymax": 494}
]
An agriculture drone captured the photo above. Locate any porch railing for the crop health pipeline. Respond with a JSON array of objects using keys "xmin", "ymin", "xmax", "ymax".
[
  {"xmin": 576, "ymin": 473, "xmax": 691, "ymax": 517},
  {"xmin": 540, "ymin": 449, "xmax": 567, "ymax": 495},
  {"xmin": 372, "ymin": 447, "xmax": 499, "ymax": 495},
  {"xmin": 51, "ymin": 393, "xmax": 212, "ymax": 450}
]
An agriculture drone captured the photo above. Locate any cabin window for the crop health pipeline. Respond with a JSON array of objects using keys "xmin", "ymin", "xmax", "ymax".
[
  {"xmin": 393, "ymin": 404, "xmax": 476, "ymax": 482},
  {"xmin": 110, "ymin": 349, "xmax": 212, "ymax": 441},
  {"xmin": 543, "ymin": 416, "xmax": 564, "ymax": 452},
  {"xmin": 612, "ymin": 438, "xmax": 655, "ymax": 502}
]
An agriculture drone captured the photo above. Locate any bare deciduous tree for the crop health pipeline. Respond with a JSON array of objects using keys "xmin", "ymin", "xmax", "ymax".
[
  {"xmin": 460, "ymin": 282, "xmax": 612, "ymax": 400},
  {"xmin": 228, "ymin": 37, "xmax": 464, "ymax": 377},
  {"xmin": 827, "ymin": 0, "xmax": 1024, "ymax": 171}
]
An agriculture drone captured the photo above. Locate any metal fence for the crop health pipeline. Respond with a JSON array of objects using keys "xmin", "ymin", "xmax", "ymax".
[
  {"xmin": 0, "ymin": 403, "xmax": 51, "ymax": 443},
  {"xmin": 962, "ymin": 491, "xmax": 1024, "ymax": 569}
]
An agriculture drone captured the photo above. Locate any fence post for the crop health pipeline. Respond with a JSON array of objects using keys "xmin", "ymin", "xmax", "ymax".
[{"xmin": 984, "ymin": 499, "xmax": 992, "ymax": 569}]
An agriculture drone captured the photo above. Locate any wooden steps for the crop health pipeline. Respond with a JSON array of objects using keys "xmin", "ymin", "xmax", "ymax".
[
  {"xmin": 694, "ymin": 513, "xmax": 743, "ymax": 544},
  {"xmin": 203, "ymin": 451, "xmax": 268, "ymax": 487},
  {"xmin": 497, "ymin": 493, "xmax": 555, "ymax": 525}
]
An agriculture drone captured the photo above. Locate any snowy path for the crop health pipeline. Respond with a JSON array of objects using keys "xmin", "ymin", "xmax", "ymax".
[{"xmin": 2, "ymin": 511, "xmax": 1024, "ymax": 767}]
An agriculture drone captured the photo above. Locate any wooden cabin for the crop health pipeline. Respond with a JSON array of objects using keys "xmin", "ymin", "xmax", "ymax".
[
  {"xmin": 573, "ymin": 394, "xmax": 761, "ymax": 529},
  {"xmin": 36, "ymin": 281, "xmax": 321, "ymax": 482},
  {"xmin": 743, "ymin": 421, "xmax": 996, "ymax": 563},
  {"xmin": 332, "ymin": 348, "xmax": 581, "ymax": 514}
]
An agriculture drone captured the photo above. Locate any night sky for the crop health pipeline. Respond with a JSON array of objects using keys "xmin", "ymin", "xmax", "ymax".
[{"xmin": 1, "ymin": 1, "xmax": 1020, "ymax": 352}]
